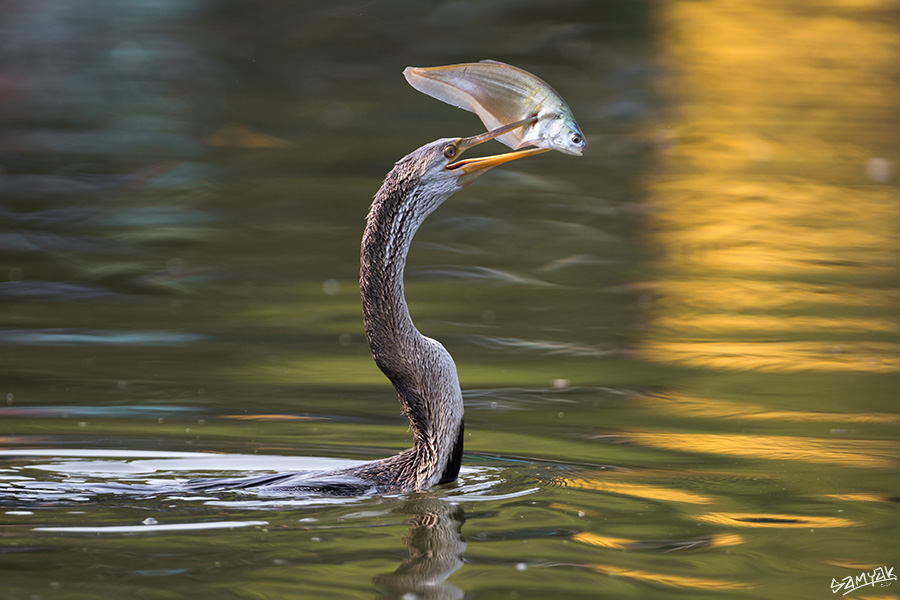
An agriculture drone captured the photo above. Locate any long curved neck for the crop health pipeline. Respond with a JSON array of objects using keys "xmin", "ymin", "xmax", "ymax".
[
  {"xmin": 361, "ymin": 185, "xmax": 428, "ymax": 375},
  {"xmin": 359, "ymin": 170, "xmax": 464, "ymax": 490}
]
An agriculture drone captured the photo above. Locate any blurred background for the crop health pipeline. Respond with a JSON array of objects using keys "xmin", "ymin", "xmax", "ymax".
[{"xmin": 1, "ymin": 1, "xmax": 898, "ymax": 599}]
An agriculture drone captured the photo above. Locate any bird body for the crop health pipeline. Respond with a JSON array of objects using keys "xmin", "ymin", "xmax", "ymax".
[
  {"xmin": 303, "ymin": 124, "xmax": 543, "ymax": 492},
  {"xmin": 352, "ymin": 139, "xmax": 469, "ymax": 490},
  {"xmin": 184, "ymin": 120, "xmax": 547, "ymax": 494}
]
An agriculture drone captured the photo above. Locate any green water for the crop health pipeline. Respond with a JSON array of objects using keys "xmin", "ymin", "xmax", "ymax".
[{"xmin": 1, "ymin": 1, "xmax": 898, "ymax": 599}]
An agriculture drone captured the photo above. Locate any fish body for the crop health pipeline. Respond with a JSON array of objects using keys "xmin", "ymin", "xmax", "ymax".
[{"xmin": 403, "ymin": 60, "xmax": 586, "ymax": 156}]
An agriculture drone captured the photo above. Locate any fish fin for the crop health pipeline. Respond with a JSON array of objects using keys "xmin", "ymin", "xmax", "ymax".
[
  {"xmin": 404, "ymin": 64, "xmax": 534, "ymax": 149},
  {"xmin": 404, "ymin": 66, "xmax": 480, "ymax": 114}
]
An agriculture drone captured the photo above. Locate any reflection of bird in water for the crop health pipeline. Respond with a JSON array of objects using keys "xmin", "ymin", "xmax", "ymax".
[
  {"xmin": 185, "ymin": 118, "xmax": 546, "ymax": 495},
  {"xmin": 373, "ymin": 499, "xmax": 467, "ymax": 599}
]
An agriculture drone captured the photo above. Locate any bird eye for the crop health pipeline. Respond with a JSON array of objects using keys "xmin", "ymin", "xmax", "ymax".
[{"xmin": 443, "ymin": 144, "xmax": 458, "ymax": 159}]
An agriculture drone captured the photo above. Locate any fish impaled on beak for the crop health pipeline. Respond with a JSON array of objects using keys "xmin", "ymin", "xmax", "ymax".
[
  {"xmin": 444, "ymin": 117, "xmax": 550, "ymax": 185},
  {"xmin": 404, "ymin": 60, "xmax": 587, "ymax": 156}
]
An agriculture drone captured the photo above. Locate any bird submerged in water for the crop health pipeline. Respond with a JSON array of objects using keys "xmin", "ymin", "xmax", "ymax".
[{"xmin": 185, "ymin": 118, "xmax": 547, "ymax": 495}]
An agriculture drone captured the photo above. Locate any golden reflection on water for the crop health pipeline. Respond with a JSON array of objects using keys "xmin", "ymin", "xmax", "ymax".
[
  {"xmin": 586, "ymin": 563, "xmax": 753, "ymax": 590},
  {"xmin": 646, "ymin": 279, "xmax": 900, "ymax": 310},
  {"xmin": 652, "ymin": 314, "xmax": 900, "ymax": 334},
  {"xmin": 641, "ymin": 391, "xmax": 900, "ymax": 424},
  {"xmin": 695, "ymin": 512, "xmax": 858, "ymax": 529},
  {"xmin": 824, "ymin": 559, "xmax": 899, "ymax": 570},
  {"xmin": 574, "ymin": 532, "xmax": 743, "ymax": 551},
  {"xmin": 562, "ymin": 476, "xmax": 712, "ymax": 504},
  {"xmin": 823, "ymin": 493, "xmax": 896, "ymax": 502},
  {"xmin": 642, "ymin": 340, "xmax": 899, "ymax": 372},
  {"xmin": 624, "ymin": 431, "xmax": 899, "ymax": 469},
  {"xmin": 641, "ymin": 0, "xmax": 900, "ymax": 373},
  {"xmin": 220, "ymin": 414, "xmax": 321, "ymax": 421}
]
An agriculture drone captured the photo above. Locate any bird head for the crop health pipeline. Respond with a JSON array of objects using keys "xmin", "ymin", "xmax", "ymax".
[
  {"xmin": 398, "ymin": 118, "xmax": 549, "ymax": 196},
  {"xmin": 443, "ymin": 117, "xmax": 549, "ymax": 186}
]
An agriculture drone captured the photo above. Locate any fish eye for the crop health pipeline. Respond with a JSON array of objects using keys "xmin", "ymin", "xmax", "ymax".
[
  {"xmin": 443, "ymin": 144, "xmax": 458, "ymax": 159},
  {"xmin": 570, "ymin": 133, "xmax": 583, "ymax": 145}
]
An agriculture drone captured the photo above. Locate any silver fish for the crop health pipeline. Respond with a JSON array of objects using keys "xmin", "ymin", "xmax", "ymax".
[{"xmin": 403, "ymin": 60, "xmax": 586, "ymax": 156}]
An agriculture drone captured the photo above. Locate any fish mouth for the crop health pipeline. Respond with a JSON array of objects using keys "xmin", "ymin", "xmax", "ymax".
[{"xmin": 447, "ymin": 117, "xmax": 549, "ymax": 185}]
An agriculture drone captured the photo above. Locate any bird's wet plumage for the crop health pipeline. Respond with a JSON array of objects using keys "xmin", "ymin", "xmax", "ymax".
[{"xmin": 182, "ymin": 121, "xmax": 546, "ymax": 494}]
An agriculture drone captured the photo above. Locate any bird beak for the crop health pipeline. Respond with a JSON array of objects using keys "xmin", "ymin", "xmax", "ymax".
[{"xmin": 447, "ymin": 117, "xmax": 550, "ymax": 185}]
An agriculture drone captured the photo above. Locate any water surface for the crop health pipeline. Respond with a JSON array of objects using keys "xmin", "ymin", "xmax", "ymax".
[{"xmin": 1, "ymin": 1, "xmax": 898, "ymax": 599}]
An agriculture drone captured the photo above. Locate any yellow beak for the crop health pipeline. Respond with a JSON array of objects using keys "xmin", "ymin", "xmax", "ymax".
[{"xmin": 446, "ymin": 117, "xmax": 550, "ymax": 185}]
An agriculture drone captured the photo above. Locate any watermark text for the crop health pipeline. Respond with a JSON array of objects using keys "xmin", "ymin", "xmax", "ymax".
[{"xmin": 831, "ymin": 566, "xmax": 895, "ymax": 596}]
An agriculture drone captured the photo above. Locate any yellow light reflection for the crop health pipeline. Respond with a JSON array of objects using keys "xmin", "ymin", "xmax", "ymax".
[
  {"xmin": 695, "ymin": 512, "xmax": 858, "ymax": 528},
  {"xmin": 641, "ymin": 391, "xmax": 900, "ymax": 424},
  {"xmin": 640, "ymin": 340, "xmax": 900, "ymax": 373},
  {"xmin": 220, "ymin": 414, "xmax": 320, "ymax": 421},
  {"xmin": 642, "ymin": 0, "xmax": 900, "ymax": 374},
  {"xmin": 824, "ymin": 493, "xmax": 894, "ymax": 503},
  {"xmin": 645, "ymin": 182, "xmax": 900, "ymax": 274},
  {"xmin": 574, "ymin": 531, "xmax": 743, "ymax": 551},
  {"xmin": 589, "ymin": 563, "xmax": 752, "ymax": 590},
  {"xmin": 573, "ymin": 533, "xmax": 631, "ymax": 550},
  {"xmin": 625, "ymin": 431, "xmax": 899, "ymax": 469},
  {"xmin": 824, "ymin": 559, "xmax": 896, "ymax": 570},
  {"xmin": 562, "ymin": 476, "xmax": 712, "ymax": 504},
  {"xmin": 647, "ymin": 280, "xmax": 900, "ymax": 311},
  {"xmin": 653, "ymin": 314, "xmax": 900, "ymax": 334}
]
